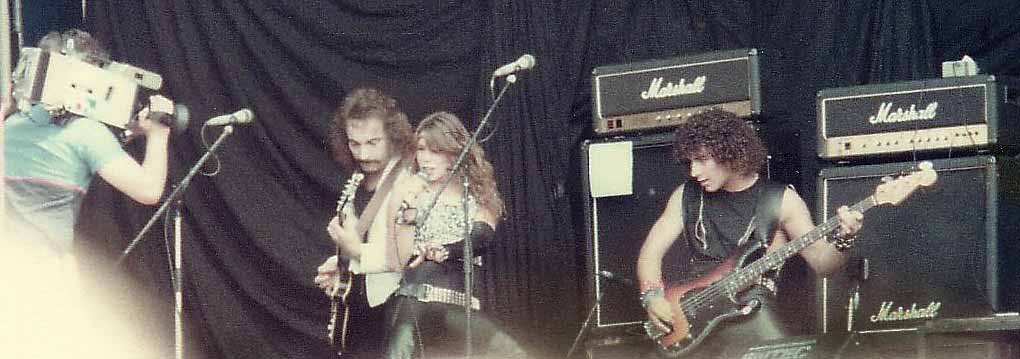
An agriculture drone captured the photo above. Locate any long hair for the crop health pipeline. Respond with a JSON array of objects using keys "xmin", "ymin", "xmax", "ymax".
[
  {"xmin": 328, "ymin": 88, "xmax": 414, "ymax": 172},
  {"xmin": 672, "ymin": 108, "xmax": 767, "ymax": 176},
  {"xmin": 414, "ymin": 112, "xmax": 504, "ymax": 219}
]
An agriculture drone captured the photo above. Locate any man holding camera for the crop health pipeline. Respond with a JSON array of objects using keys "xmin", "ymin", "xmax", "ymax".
[{"xmin": 3, "ymin": 29, "xmax": 174, "ymax": 257}]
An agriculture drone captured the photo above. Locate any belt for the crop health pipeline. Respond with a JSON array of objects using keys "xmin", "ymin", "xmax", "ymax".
[{"xmin": 398, "ymin": 284, "xmax": 480, "ymax": 310}]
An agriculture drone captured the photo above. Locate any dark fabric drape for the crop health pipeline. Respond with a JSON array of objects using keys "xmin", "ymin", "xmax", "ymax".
[
  {"xmin": 67, "ymin": 0, "xmax": 1019, "ymax": 358},
  {"xmin": 929, "ymin": 0, "xmax": 1020, "ymax": 76}
]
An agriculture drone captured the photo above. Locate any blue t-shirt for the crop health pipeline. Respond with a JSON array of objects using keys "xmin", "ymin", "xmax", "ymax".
[{"xmin": 4, "ymin": 105, "xmax": 126, "ymax": 254}]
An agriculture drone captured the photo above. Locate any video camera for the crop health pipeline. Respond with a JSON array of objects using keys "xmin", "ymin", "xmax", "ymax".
[{"xmin": 11, "ymin": 46, "xmax": 187, "ymax": 134}]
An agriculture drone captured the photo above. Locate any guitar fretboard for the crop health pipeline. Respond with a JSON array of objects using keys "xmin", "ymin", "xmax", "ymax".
[{"xmin": 684, "ymin": 195, "xmax": 877, "ymax": 307}]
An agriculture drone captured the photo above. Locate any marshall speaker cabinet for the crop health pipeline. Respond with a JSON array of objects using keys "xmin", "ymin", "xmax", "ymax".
[
  {"xmin": 817, "ymin": 75, "xmax": 1020, "ymax": 160},
  {"xmin": 816, "ymin": 156, "xmax": 1020, "ymax": 334},
  {"xmin": 592, "ymin": 48, "xmax": 761, "ymax": 135},
  {"xmin": 581, "ymin": 132, "xmax": 688, "ymax": 330}
]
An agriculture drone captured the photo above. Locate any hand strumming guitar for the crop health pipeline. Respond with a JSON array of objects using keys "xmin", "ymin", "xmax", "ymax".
[
  {"xmin": 645, "ymin": 295, "xmax": 674, "ymax": 334},
  {"xmin": 314, "ymin": 255, "xmax": 340, "ymax": 295}
]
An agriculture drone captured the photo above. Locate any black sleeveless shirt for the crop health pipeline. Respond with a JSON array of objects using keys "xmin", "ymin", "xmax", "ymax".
[{"xmin": 678, "ymin": 178, "xmax": 786, "ymax": 279}]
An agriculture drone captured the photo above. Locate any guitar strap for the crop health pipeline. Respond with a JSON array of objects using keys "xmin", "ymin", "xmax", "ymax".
[
  {"xmin": 751, "ymin": 182, "xmax": 788, "ymax": 247},
  {"xmin": 749, "ymin": 182, "xmax": 789, "ymax": 289},
  {"xmin": 355, "ymin": 157, "xmax": 409, "ymax": 237}
]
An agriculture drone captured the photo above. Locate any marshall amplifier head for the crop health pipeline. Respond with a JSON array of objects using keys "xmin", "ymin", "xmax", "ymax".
[
  {"xmin": 592, "ymin": 48, "xmax": 761, "ymax": 136},
  {"xmin": 817, "ymin": 75, "xmax": 1020, "ymax": 160}
]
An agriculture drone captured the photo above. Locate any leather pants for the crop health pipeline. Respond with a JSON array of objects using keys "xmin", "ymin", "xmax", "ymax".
[{"xmin": 383, "ymin": 295, "xmax": 529, "ymax": 358}]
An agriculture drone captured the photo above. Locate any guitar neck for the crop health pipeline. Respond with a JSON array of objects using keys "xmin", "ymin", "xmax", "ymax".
[
  {"xmin": 333, "ymin": 209, "xmax": 347, "ymax": 284},
  {"xmin": 729, "ymin": 195, "xmax": 878, "ymax": 289},
  {"xmin": 331, "ymin": 174, "xmax": 360, "ymax": 298}
]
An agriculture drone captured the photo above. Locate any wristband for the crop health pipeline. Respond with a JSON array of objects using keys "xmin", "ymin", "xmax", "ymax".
[
  {"xmin": 640, "ymin": 288, "xmax": 665, "ymax": 309},
  {"xmin": 827, "ymin": 231, "xmax": 857, "ymax": 252},
  {"xmin": 640, "ymin": 280, "xmax": 664, "ymax": 293}
]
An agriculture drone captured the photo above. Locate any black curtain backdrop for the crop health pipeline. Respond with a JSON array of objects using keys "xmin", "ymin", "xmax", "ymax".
[{"xmin": 61, "ymin": 1, "xmax": 1019, "ymax": 358}]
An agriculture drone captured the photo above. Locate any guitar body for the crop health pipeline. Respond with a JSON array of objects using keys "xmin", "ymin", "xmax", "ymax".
[
  {"xmin": 646, "ymin": 244, "xmax": 769, "ymax": 358},
  {"xmin": 327, "ymin": 266, "xmax": 355, "ymax": 350}
]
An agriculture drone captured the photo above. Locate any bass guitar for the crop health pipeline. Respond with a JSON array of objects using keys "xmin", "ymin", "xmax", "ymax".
[
  {"xmin": 644, "ymin": 161, "xmax": 937, "ymax": 358},
  {"xmin": 327, "ymin": 172, "xmax": 364, "ymax": 356}
]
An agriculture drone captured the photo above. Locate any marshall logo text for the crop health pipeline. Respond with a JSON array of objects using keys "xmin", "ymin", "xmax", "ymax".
[
  {"xmin": 868, "ymin": 102, "xmax": 939, "ymax": 125},
  {"xmin": 869, "ymin": 301, "xmax": 942, "ymax": 322},
  {"xmin": 640, "ymin": 76, "xmax": 707, "ymax": 100}
]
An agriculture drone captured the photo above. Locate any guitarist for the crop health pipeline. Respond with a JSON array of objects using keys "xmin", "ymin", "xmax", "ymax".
[
  {"xmin": 636, "ymin": 109, "xmax": 865, "ymax": 358},
  {"xmin": 313, "ymin": 88, "xmax": 415, "ymax": 358}
]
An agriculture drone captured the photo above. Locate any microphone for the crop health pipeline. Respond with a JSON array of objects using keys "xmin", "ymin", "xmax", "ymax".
[
  {"xmin": 598, "ymin": 270, "xmax": 635, "ymax": 287},
  {"xmin": 205, "ymin": 108, "xmax": 254, "ymax": 126},
  {"xmin": 492, "ymin": 54, "xmax": 536, "ymax": 77}
]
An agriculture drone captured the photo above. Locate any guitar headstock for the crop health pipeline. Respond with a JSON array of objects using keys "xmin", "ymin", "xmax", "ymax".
[
  {"xmin": 336, "ymin": 173, "xmax": 365, "ymax": 213},
  {"xmin": 873, "ymin": 161, "xmax": 937, "ymax": 206}
]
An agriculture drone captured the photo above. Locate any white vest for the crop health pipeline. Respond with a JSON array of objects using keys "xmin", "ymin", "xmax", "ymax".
[{"xmin": 347, "ymin": 159, "xmax": 404, "ymax": 307}]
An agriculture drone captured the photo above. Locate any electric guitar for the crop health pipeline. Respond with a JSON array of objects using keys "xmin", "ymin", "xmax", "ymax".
[
  {"xmin": 644, "ymin": 161, "xmax": 937, "ymax": 358},
  {"xmin": 326, "ymin": 172, "xmax": 364, "ymax": 356}
]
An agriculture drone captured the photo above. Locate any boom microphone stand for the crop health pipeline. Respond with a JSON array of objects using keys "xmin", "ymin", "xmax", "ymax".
[
  {"xmin": 117, "ymin": 125, "xmax": 236, "ymax": 359},
  {"xmin": 414, "ymin": 74, "xmax": 519, "ymax": 358}
]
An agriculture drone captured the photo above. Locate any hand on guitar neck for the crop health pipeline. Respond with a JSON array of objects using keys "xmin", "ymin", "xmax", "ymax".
[
  {"xmin": 327, "ymin": 210, "xmax": 366, "ymax": 259},
  {"xmin": 316, "ymin": 207, "xmax": 364, "ymax": 295}
]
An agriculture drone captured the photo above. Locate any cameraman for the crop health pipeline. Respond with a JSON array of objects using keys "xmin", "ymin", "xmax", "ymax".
[{"xmin": 3, "ymin": 29, "xmax": 173, "ymax": 257}]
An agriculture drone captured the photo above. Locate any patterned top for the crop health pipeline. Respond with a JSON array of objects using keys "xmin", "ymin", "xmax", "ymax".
[
  {"xmin": 413, "ymin": 194, "xmax": 478, "ymax": 250},
  {"xmin": 396, "ymin": 192, "xmax": 482, "ymax": 308}
]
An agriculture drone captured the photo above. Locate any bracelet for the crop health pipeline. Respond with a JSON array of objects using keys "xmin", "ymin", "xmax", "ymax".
[
  {"xmin": 640, "ymin": 280, "xmax": 664, "ymax": 292},
  {"xmin": 640, "ymin": 288, "xmax": 665, "ymax": 309},
  {"xmin": 828, "ymin": 231, "xmax": 857, "ymax": 252}
]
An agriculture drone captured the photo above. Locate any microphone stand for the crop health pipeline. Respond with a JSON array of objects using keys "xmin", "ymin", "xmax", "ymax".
[
  {"xmin": 566, "ymin": 284, "xmax": 604, "ymax": 358},
  {"xmin": 834, "ymin": 257, "xmax": 868, "ymax": 359},
  {"xmin": 460, "ymin": 170, "xmax": 474, "ymax": 357},
  {"xmin": 117, "ymin": 125, "xmax": 236, "ymax": 359},
  {"xmin": 846, "ymin": 257, "xmax": 867, "ymax": 333},
  {"xmin": 414, "ymin": 74, "xmax": 518, "ymax": 358}
]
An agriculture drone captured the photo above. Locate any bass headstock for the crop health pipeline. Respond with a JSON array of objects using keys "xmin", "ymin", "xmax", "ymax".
[{"xmin": 873, "ymin": 161, "xmax": 937, "ymax": 206}]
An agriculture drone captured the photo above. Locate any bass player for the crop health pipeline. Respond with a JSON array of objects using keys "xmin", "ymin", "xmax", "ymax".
[{"xmin": 636, "ymin": 108, "xmax": 865, "ymax": 358}]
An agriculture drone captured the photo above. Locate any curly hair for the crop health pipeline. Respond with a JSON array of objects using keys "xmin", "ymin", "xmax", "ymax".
[
  {"xmin": 39, "ymin": 29, "xmax": 111, "ymax": 65},
  {"xmin": 35, "ymin": 29, "xmax": 111, "ymax": 124},
  {"xmin": 672, "ymin": 108, "xmax": 767, "ymax": 176},
  {"xmin": 414, "ymin": 112, "xmax": 504, "ymax": 219},
  {"xmin": 329, "ymin": 88, "xmax": 415, "ymax": 172}
]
